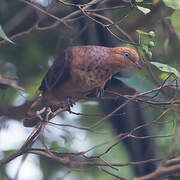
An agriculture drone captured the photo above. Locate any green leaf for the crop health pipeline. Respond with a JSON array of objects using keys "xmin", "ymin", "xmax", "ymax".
[
  {"xmin": 50, "ymin": 141, "xmax": 60, "ymax": 149},
  {"xmin": 142, "ymin": 44, "xmax": 149, "ymax": 53},
  {"xmin": 4, "ymin": 150, "xmax": 16, "ymax": 156},
  {"xmin": 146, "ymin": 51, "xmax": 152, "ymax": 59},
  {"xmin": 148, "ymin": 41, "xmax": 155, "ymax": 48},
  {"xmin": 136, "ymin": 29, "xmax": 152, "ymax": 36},
  {"xmin": 151, "ymin": 62, "xmax": 180, "ymax": 79},
  {"xmin": 114, "ymin": 75, "xmax": 163, "ymax": 99},
  {"xmin": 163, "ymin": 0, "xmax": 180, "ymax": 9},
  {"xmin": 136, "ymin": 29, "xmax": 149, "ymax": 35},
  {"xmin": 136, "ymin": 6, "xmax": 151, "ymax": 14},
  {"xmin": 148, "ymin": 31, "xmax": 156, "ymax": 38},
  {"xmin": 136, "ymin": 0, "xmax": 144, "ymax": 2},
  {"xmin": 159, "ymin": 72, "xmax": 171, "ymax": 81},
  {"xmin": 170, "ymin": 10, "xmax": 180, "ymax": 40},
  {"xmin": 0, "ymin": 25, "xmax": 14, "ymax": 44},
  {"xmin": 153, "ymin": 0, "xmax": 160, "ymax": 4}
]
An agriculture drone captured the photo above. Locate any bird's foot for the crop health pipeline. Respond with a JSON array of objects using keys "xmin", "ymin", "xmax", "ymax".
[
  {"xmin": 96, "ymin": 87, "xmax": 104, "ymax": 99},
  {"xmin": 66, "ymin": 96, "xmax": 75, "ymax": 113},
  {"xmin": 37, "ymin": 106, "xmax": 53, "ymax": 123},
  {"xmin": 24, "ymin": 106, "xmax": 52, "ymax": 127}
]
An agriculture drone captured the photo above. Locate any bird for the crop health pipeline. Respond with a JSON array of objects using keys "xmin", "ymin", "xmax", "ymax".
[{"xmin": 24, "ymin": 45, "xmax": 141, "ymax": 127}]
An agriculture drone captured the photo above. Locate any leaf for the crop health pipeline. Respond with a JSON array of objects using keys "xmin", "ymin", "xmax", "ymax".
[
  {"xmin": 170, "ymin": 10, "xmax": 180, "ymax": 40},
  {"xmin": 114, "ymin": 75, "xmax": 164, "ymax": 99},
  {"xmin": 142, "ymin": 44, "xmax": 149, "ymax": 53},
  {"xmin": 136, "ymin": 0, "xmax": 144, "ymax": 2},
  {"xmin": 163, "ymin": 0, "xmax": 180, "ymax": 9},
  {"xmin": 0, "ymin": 25, "xmax": 14, "ymax": 44},
  {"xmin": 136, "ymin": 6, "xmax": 151, "ymax": 14},
  {"xmin": 136, "ymin": 30, "xmax": 155, "ymax": 37},
  {"xmin": 153, "ymin": 0, "xmax": 160, "ymax": 4},
  {"xmin": 136, "ymin": 29, "xmax": 150, "ymax": 35},
  {"xmin": 151, "ymin": 62, "xmax": 180, "ymax": 79},
  {"xmin": 50, "ymin": 141, "xmax": 60, "ymax": 149},
  {"xmin": 159, "ymin": 72, "xmax": 171, "ymax": 81}
]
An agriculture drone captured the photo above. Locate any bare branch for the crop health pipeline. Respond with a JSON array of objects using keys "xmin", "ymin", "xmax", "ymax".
[{"xmin": 0, "ymin": 75, "xmax": 24, "ymax": 91}]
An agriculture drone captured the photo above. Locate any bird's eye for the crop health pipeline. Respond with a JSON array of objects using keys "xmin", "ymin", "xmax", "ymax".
[{"xmin": 123, "ymin": 52, "xmax": 130, "ymax": 58}]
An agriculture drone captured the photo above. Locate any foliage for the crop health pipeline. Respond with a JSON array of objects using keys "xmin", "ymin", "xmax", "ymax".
[
  {"xmin": 0, "ymin": 0, "xmax": 180, "ymax": 180},
  {"xmin": 151, "ymin": 62, "xmax": 180, "ymax": 79},
  {"xmin": 0, "ymin": 25, "xmax": 14, "ymax": 44}
]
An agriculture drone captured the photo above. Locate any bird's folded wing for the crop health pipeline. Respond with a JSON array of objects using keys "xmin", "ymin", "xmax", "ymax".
[{"xmin": 39, "ymin": 48, "xmax": 73, "ymax": 93}]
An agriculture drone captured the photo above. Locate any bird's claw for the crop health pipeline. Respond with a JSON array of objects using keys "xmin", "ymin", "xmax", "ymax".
[
  {"xmin": 36, "ymin": 107, "xmax": 46, "ymax": 115},
  {"xmin": 37, "ymin": 106, "xmax": 53, "ymax": 122},
  {"xmin": 24, "ymin": 106, "xmax": 52, "ymax": 127},
  {"xmin": 96, "ymin": 87, "xmax": 104, "ymax": 99},
  {"xmin": 66, "ymin": 96, "xmax": 75, "ymax": 113}
]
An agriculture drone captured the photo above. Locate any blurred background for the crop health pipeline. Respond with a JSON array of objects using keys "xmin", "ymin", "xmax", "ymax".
[{"xmin": 0, "ymin": 0, "xmax": 180, "ymax": 179}]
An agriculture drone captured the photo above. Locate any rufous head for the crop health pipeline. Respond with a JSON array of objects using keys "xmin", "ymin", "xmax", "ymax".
[{"xmin": 110, "ymin": 47, "xmax": 141, "ymax": 71}]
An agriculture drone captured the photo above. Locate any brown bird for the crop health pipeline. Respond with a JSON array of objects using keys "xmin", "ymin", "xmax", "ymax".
[{"xmin": 24, "ymin": 45, "xmax": 141, "ymax": 127}]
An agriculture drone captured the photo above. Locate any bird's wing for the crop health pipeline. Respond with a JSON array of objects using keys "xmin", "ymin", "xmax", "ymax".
[{"xmin": 39, "ymin": 48, "xmax": 73, "ymax": 93}]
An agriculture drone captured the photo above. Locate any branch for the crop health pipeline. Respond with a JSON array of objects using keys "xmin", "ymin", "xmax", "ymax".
[
  {"xmin": 16, "ymin": 0, "xmax": 71, "ymax": 29},
  {"xmin": 133, "ymin": 158, "xmax": 180, "ymax": 180},
  {"xmin": 0, "ymin": 75, "xmax": 24, "ymax": 91},
  {"xmin": 0, "ymin": 123, "xmax": 43, "ymax": 165}
]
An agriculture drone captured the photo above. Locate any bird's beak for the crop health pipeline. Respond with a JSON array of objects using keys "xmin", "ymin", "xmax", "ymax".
[
  {"xmin": 134, "ymin": 61, "xmax": 142, "ymax": 70},
  {"xmin": 129, "ymin": 57, "xmax": 142, "ymax": 70}
]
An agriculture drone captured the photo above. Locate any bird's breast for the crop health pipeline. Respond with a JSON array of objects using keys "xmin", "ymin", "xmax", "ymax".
[{"xmin": 73, "ymin": 64, "xmax": 112, "ymax": 91}]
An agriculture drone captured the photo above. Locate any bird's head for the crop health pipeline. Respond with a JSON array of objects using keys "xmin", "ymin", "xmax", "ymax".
[{"xmin": 110, "ymin": 47, "xmax": 141, "ymax": 71}]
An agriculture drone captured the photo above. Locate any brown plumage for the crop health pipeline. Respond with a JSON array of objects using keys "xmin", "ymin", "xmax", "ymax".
[{"xmin": 24, "ymin": 45, "xmax": 140, "ymax": 127}]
